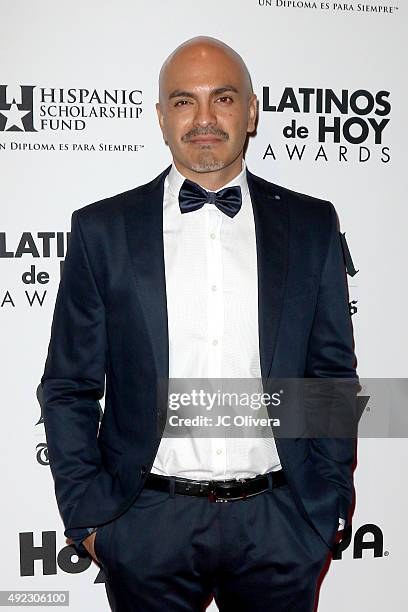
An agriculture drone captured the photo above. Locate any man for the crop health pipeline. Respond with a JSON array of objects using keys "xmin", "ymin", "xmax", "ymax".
[{"xmin": 41, "ymin": 36, "xmax": 358, "ymax": 611}]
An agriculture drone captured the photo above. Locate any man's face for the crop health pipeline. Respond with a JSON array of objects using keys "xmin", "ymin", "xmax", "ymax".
[{"xmin": 156, "ymin": 45, "xmax": 257, "ymax": 175}]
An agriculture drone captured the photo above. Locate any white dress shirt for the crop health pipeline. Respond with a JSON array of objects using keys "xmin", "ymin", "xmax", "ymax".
[{"xmin": 151, "ymin": 159, "xmax": 282, "ymax": 480}]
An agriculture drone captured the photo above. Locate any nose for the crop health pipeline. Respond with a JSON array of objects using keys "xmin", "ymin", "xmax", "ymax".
[{"xmin": 193, "ymin": 99, "xmax": 217, "ymax": 128}]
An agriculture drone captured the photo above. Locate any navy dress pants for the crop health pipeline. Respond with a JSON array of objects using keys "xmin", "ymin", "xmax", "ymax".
[{"xmin": 94, "ymin": 472, "xmax": 332, "ymax": 611}]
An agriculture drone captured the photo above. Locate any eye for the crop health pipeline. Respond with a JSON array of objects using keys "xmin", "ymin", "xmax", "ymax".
[
  {"xmin": 174, "ymin": 99, "xmax": 191, "ymax": 107},
  {"xmin": 216, "ymin": 96, "xmax": 233, "ymax": 103}
]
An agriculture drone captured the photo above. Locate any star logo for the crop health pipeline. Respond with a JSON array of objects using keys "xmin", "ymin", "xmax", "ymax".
[
  {"xmin": 0, "ymin": 85, "xmax": 37, "ymax": 132},
  {"xmin": 0, "ymin": 99, "xmax": 31, "ymax": 131}
]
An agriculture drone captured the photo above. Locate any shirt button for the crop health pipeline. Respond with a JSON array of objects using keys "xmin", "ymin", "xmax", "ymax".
[
  {"xmin": 211, "ymin": 285, "xmax": 217, "ymax": 291},
  {"xmin": 216, "ymin": 449, "xmax": 223, "ymax": 455},
  {"xmin": 212, "ymin": 339, "xmax": 218, "ymax": 346},
  {"xmin": 210, "ymin": 233, "xmax": 216, "ymax": 239}
]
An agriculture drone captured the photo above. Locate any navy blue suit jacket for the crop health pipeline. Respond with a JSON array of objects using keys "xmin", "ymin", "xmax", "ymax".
[{"xmin": 41, "ymin": 166, "xmax": 359, "ymax": 553}]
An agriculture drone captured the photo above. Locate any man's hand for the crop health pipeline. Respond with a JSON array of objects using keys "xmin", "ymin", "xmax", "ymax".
[{"xmin": 82, "ymin": 531, "xmax": 100, "ymax": 564}]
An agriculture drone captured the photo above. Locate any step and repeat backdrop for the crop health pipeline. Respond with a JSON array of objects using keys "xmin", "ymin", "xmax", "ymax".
[{"xmin": 1, "ymin": 0, "xmax": 407, "ymax": 610}]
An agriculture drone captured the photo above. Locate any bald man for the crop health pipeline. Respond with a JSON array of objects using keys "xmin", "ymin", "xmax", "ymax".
[{"xmin": 41, "ymin": 36, "xmax": 358, "ymax": 611}]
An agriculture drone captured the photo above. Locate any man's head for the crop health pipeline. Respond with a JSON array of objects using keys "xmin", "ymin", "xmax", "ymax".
[{"xmin": 156, "ymin": 36, "xmax": 257, "ymax": 187}]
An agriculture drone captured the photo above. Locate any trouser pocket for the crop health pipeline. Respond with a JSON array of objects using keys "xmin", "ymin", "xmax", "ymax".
[{"xmin": 94, "ymin": 521, "xmax": 113, "ymax": 566}]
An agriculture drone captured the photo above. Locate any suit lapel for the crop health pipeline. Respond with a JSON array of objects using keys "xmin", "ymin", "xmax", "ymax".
[
  {"xmin": 124, "ymin": 166, "xmax": 289, "ymax": 384},
  {"xmin": 124, "ymin": 166, "xmax": 171, "ymax": 380},
  {"xmin": 247, "ymin": 170, "xmax": 289, "ymax": 381}
]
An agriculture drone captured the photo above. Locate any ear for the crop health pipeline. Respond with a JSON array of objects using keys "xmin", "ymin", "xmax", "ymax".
[
  {"xmin": 247, "ymin": 94, "xmax": 258, "ymax": 134},
  {"xmin": 156, "ymin": 102, "xmax": 167, "ymax": 140}
]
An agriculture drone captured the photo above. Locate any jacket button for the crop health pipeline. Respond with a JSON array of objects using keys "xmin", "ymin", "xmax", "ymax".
[{"xmin": 141, "ymin": 466, "xmax": 147, "ymax": 475}]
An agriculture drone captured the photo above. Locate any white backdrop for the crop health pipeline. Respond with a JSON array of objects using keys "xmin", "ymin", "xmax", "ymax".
[{"xmin": 1, "ymin": 0, "xmax": 407, "ymax": 610}]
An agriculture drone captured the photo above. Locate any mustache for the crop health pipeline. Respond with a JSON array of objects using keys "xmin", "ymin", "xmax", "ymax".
[{"xmin": 181, "ymin": 127, "xmax": 229, "ymax": 142}]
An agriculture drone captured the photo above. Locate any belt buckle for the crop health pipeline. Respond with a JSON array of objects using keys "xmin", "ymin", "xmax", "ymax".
[
  {"xmin": 208, "ymin": 485, "xmax": 228, "ymax": 503},
  {"xmin": 208, "ymin": 479, "xmax": 247, "ymax": 503},
  {"xmin": 212, "ymin": 494, "xmax": 228, "ymax": 503}
]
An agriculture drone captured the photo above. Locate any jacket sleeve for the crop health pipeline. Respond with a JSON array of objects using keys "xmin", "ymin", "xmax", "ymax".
[
  {"xmin": 66, "ymin": 526, "xmax": 98, "ymax": 556},
  {"xmin": 40, "ymin": 209, "xmax": 106, "ymax": 530},
  {"xmin": 304, "ymin": 201, "xmax": 360, "ymax": 531}
]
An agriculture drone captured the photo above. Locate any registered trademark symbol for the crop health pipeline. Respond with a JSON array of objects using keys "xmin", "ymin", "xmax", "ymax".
[
  {"xmin": 384, "ymin": 550, "xmax": 389, "ymax": 556},
  {"xmin": 366, "ymin": 406, "xmax": 370, "ymax": 411},
  {"xmin": 280, "ymin": 389, "xmax": 284, "ymax": 394}
]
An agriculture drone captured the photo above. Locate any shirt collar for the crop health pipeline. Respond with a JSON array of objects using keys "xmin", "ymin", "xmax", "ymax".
[{"xmin": 167, "ymin": 158, "xmax": 249, "ymax": 203}]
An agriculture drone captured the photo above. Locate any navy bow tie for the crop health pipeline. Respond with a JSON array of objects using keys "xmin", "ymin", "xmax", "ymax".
[{"xmin": 178, "ymin": 179, "xmax": 242, "ymax": 218}]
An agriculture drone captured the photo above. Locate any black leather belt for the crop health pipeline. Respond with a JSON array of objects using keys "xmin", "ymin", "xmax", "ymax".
[{"xmin": 143, "ymin": 469, "xmax": 286, "ymax": 502}]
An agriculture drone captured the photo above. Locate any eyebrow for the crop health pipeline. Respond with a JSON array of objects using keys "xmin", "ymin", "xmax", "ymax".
[{"xmin": 168, "ymin": 85, "xmax": 239, "ymax": 100}]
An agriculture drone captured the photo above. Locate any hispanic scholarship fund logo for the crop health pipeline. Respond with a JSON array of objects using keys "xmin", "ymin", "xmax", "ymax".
[{"xmin": 0, "ymin": 84, "xmax": 142, "ymax": 132}]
